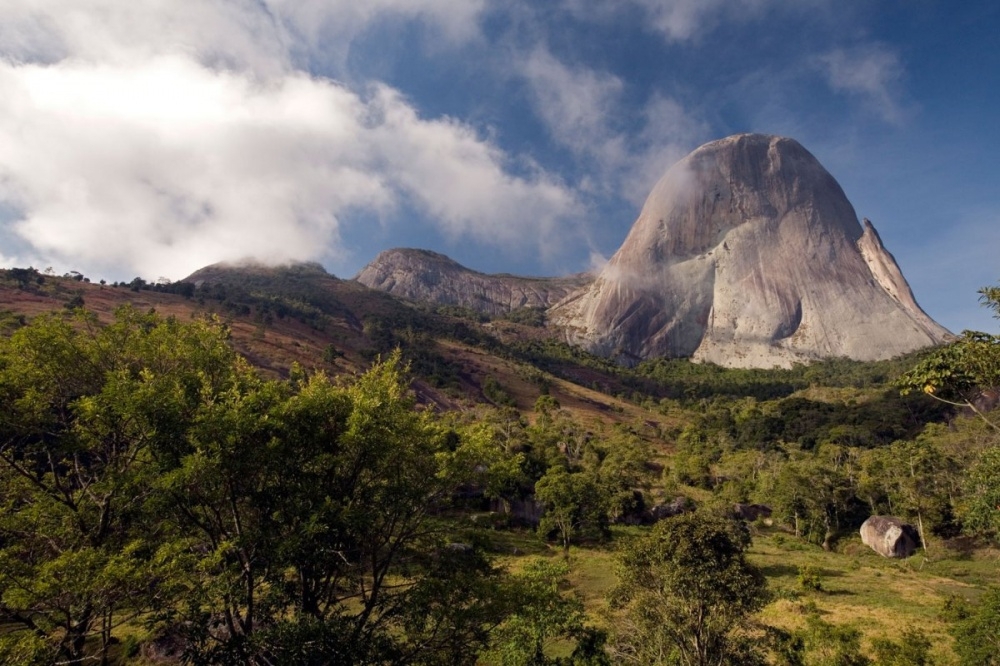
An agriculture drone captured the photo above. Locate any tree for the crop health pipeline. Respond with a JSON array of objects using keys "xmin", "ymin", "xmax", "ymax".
[
  {"xmin": 899, "ymin": 285, "xmax": 1000, "ymax": 431},
  {"xmin": 161, "ymin": 351, "xmax": 523, "ymax": 664},
  {"xmin": 0, "ymin": 307, "xmax": 245, "ymax": 665},
  {"xmin": 534, "ymin": 467, "xmax": 607, "ymax": 554},
  {"xmin": 869, "ymin": 627, "xmax": 933, "ymax": 666},
  {"xmin": 483, "ymin": 559, "xmax": 596, "ymax": 666},
  {"xmin": 764, "ymin": 455, "xmax": 859, "ymax": 549},
  {"xmin": 0, "ymin": 311, "xmax": 534, "ymax": 665},
  {"xmin": 607, "ymin": 512, "xmax": 769, "ymax": 666},
  {"xmin": 963, "ymin": 445, "xmax": 1000, "ymax": 538}
]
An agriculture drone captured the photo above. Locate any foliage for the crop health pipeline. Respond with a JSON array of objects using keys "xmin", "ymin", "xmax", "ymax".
[
  {"xmin": 483, "ymin": 559, "xmax": 597, "ymax": 666},
  {"xmin": 899, "ymin": 284, "xmax": 1000, "ymax": 430},
  {"xmin": 962, "ymin": 445, "xmax": 1000, "ymax": 538},
  {"xmin": 869, "ymin": 627, "xmax": 933, "ymax": 666},
  {"xmin": 607, "ymin": 511, "xmax": 769, "ymax": 665},
  {"xmin": 535, "ymin": 467, "xmax": 608, "ymax": 553},
  {"xmin": 502, "ymin": 307, "xmax": 547, "ymax": 328},
  {"xmin": 0, "ymin": 307, "xmax": 579, "ymax": 664},
  {"xmin": 0, "ymin": 307, "xmax": 245, "ymax": 664},
  {"xmin": 797, "ymin": 615, "xmax": 869, "ymax": 666},
  {"xmin": 951, "ymin": 587, "xmax": 1000, "ymax": 665}
]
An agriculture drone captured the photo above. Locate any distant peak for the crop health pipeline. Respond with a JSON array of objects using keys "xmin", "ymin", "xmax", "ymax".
[{"xmin": 183, "ymin": 259, "xmax": 331, "ymax": 283}]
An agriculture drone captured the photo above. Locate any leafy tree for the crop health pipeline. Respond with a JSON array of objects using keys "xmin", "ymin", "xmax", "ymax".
[
  {"xmin": 899, "ymin": 285, "xmax": 1000, "ymax": 431},
  {"xmin": 0, "ymin": 311, "xmax": 539, "ymax": 665},
  {"xmin": 607, "ymin": 511, "xmax": 769, "ymax": 666},
  {"xmin": 535, "ymin": 467, "xmax": 607, "ymax": 554},
  {"xmin": 0, "ymin": 307, "xmax": 244, "ymax": 665},
  {"xmin": 161, "ymin": 352, "xmax": 522, "ymax": 663},
  {"xmin": 762, "ymin": 454, "xmax": 860, "ymax": 549},
  {"xmin": 484, "ymin": 559, "xmax": 595, "ymax": 666}
]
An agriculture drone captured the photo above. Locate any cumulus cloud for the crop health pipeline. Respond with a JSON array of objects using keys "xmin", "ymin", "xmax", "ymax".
[
  {"xmin": 0, "ymin": 0, "xmax": 578, "ymax": 279},
  {"xmin": 819, "ymin": 45, "xmax": 906, "ymax": 123},
  {"xmin": 0, "ymin": 56, "xmax": 578, "ymax": 278}
]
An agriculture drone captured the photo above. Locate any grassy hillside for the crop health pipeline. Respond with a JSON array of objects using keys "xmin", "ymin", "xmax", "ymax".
[{"xmin": 1, "ymin": 265, "xmax": 997, "ymax": 664}]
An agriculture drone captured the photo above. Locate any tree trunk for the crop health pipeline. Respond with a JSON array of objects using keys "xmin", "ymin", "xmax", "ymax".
[
  {"xmin": 916, "ymin": 510, "xmax": 930, "ymax": 556},
  {"xmin": 821, "ymin": 516, "xmax": 834, "ymax": 552}
]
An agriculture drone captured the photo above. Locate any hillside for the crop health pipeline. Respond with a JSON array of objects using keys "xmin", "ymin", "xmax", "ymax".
[{"xmin": 1, "ymin": 264, "xmax": 998, "ymax": 665}]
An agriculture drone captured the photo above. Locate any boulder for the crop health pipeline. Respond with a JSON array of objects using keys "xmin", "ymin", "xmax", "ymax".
[
  {"xmin": 860, "ymin": 515, "xmax": 921, "ymax": 558},
  {"xmin": 645, "ymin": 496, "xmax": 695, "ymax": 523},
  {"xmin": 732, "ymin": 503, "xmax": 772, "ymax": 522},
  {"xmin": 142, "ymin": 623, "xmax": 194, "ymax": 663}
]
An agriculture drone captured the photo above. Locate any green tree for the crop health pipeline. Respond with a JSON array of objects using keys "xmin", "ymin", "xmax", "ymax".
[
  {"xmin": 0, "ymin": 307, "xmax": 244, "ymax": 665},
  {"xmin": 899, "ymin": 285, "xmax": 1000, "ymax": 431},
  {"xmin": 607, "ymin": 512, "xmax": 769, "ymax": 666},
  {"xmin": 764, "ymin": 454, "xmax": 858, "ymax": 550},
  {"xmin": 162, "ymin": 352, "xmax": 522, "ymax": 663},
  {"xmin": 484, "ymin": 559, "xmax": 593, "ymax": 666},
  {"xmin": 535, "ymin": 467, "xmax": 607, "ymax": 554}
]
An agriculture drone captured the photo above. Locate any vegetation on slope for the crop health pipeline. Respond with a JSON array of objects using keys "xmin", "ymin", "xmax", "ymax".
[{"xmin": 0, "ymin": 267, "xmax": 998, "ymax": 665}]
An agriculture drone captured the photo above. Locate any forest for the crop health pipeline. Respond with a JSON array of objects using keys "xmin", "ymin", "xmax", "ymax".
[{"xmin": 0, "ymin": 273, "xmax": 999, "ymax": 665}]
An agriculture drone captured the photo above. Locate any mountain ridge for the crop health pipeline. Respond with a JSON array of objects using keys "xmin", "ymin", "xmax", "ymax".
[{"xmin": 354, "ymin": 247, "xmax": 592, "ymax": 316}]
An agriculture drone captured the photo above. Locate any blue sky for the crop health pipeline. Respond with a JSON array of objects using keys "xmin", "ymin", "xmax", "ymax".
[{"xmin": 0, "ymin": 1, "xmax": 997, "ymax": 333}]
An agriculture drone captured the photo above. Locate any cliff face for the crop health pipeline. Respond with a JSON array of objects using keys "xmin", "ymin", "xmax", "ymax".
[
  {"xmin": 354, "ymin": 248, "xmax": 592, "ymax": 316},
  {"xmin": 550, "ymin": 134, "xmax": 951, "ymax": 368}
]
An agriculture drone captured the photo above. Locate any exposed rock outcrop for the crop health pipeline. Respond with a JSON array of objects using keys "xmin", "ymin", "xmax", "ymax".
[
  {"xmin": 550, "ymin": 134, "xmax": 951, "ymax": 368},
  {"xmin": 860, "ymin": 515, "xmax": 921, "ymax": 558},
  {"xmin": 355, "ymin": 248, "xmax": 592, "ymax": 317}
]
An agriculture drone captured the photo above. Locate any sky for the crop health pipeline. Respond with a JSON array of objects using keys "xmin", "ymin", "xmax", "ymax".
[{"xmin": 0, "ymin": 1, "xmax": 998, "ymax": 334}]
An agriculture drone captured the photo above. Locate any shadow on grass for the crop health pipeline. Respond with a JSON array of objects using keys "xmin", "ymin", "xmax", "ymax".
[{"xmin": 761, "ymin": 563, "xmax": 799, "ymax": 577}]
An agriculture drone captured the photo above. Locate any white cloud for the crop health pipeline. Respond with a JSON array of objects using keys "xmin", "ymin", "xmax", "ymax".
[
  {"xmin": 0, "ymin": 0, "xmax": 581, "ymax": 279},
  {"xmin": 521, "ymin": 48, "xmax": 627, "ymax": 165},
  {"xmin": 0, "ymin": 56, "xmax": 577, "ymax": 279},
  {"xmin": 0, "ymin": 0, "xmax": 485, "ymax": 72},
  {"xmin": 819, "ymin": 45, "xmax": 905, "ymax": 123},
  {"xmin": 518, "ymin": 47, "xmax": 707, "ymax": 205},
  {"xmin": 369, "ymin": 85, "xmax": 579, "ymax": 245},
  {"xmin": 633, "ymin": 0, "xmax": 771, "ymax": 41},
  {"xmin": 562, "ymin": 0, "xmax": 802, "ymax": 42},
  {"xmin": 269, "ymin": 0, "xmax": 486, "ymax": 54}
]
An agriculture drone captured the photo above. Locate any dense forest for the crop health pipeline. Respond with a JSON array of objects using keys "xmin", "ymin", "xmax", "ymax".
[{"xmin": 0, "ymin": 270, "xmax": 999, "ymax": 665}]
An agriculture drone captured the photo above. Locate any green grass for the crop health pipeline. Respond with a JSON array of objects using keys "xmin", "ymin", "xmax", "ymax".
[{"xmin": 493, "ymin": 524, "xmax": 1000, "ymax": 665}]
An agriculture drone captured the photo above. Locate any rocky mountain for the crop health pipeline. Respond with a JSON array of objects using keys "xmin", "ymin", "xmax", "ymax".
[
  {"xmin": 354, "ymin": 248, "xmax": 592, "ymax": 316},
  {"xmin": 550, "ymin": 133, "xmax": 951, "ymax": 368}
]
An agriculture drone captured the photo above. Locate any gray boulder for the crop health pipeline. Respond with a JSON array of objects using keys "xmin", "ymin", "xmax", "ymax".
[
  {"xmin": 732, "ymin": 503, "xmax": 772, "ymax": 522},
  {"xmin": 860, "ymin": 515, "xmax": 921, "ymax": 558},
  {"xmin": 645, "ymin": 496, "xmax": 695, "ymax": 523}
]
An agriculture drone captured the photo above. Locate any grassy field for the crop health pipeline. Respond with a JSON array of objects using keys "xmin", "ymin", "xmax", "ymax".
[{"xmin": 474, "ymin": 522, "xmax": 1000, "ymax": 664}]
